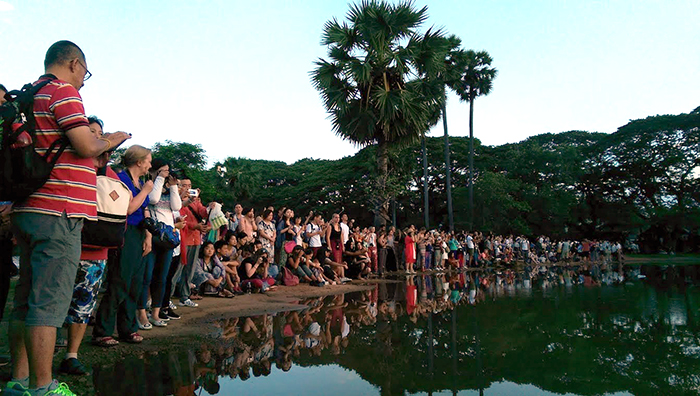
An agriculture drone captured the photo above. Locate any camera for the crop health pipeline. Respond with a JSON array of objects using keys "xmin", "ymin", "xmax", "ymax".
[
  {"xmin": 140, "ymin": 217, "xmax": 160, "ymax": 234},
  {"xmin": 189, "ymin": 189, "xmax": 199, "ymax": 198}
]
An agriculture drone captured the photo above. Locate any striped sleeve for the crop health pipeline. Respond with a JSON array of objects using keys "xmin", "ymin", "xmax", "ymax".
[{"xmin": 48, "ymin": 84, "xmax": 89, "ymax": 131}]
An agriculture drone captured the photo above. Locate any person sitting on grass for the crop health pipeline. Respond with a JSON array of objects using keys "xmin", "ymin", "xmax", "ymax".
[
  {"xmin": 316, "ymin": 247, "xmax": 346, "ymax": 283},
  {"xmin": 238, "ymin": 247, "xmax": 277, "ymax": 292},
  {"xmin": 343, "ymin": 232, "xmax": 372, "ymax": 280},
  {"xmin": 192, "ymin": 241, "xmax": 234, "ymax": 298},
  {"xmin": 286, "ymin": 245, "xmax": 319, "ymax": 284},
  {"xmin": 305, "ymin": 248, "xmax": 337, "ymax": 285},
  {"xmin": 214, "ymin": 240, "xmax": 243, "ymax": 294}
]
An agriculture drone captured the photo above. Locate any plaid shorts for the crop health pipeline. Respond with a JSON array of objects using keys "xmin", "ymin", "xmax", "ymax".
[{"xmin": 65, "ymin": 259, "xmax": 107, "ymax": 325}]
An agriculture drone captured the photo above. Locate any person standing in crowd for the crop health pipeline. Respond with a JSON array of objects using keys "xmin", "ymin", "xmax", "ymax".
[
  {"xmin": 404, "ymin": 228, "xmax": 416, "ymax": 273},
  {"xmin": 257, "ymin": 209, "xmax": 277, "ymax": 260},
  {"xmin": 326, "ymin": 213, "xmax": 344, "ymax": 265},
  {"xmin": 0, "ymin": 83, "xmax": 22, "ymax": 368},
  {"xmin": 367, "ymin": 226, "xmax": 378, "ymax": 273},
  {"xmin": 239, "ymin": 207, "xmax": 257, "ymax": 239},
  {"xmin": 306, "ymin": 213, "xmax": 324, "ymax": 256},
  {"xmin": 228, "ymin": 203, "xmax": 243, "ymax": 233},
  {"xmin": 176, "ymin": 177, "xmax": 210, "ymax": 307},
  {"xmin": 92, "ymin": 145, "xmax": 152, "ymax": 348},
  {"xmin": 6, "ymin": 41, "xmax": 130, "ymax": 396},
  {"xmin": 0, "ymin": 83, "xmax": 14, "ymax": 368},
  {"xmin": 136, "ymin": 160, "xmax": 182, "ymax": 329},
  {"xmin": 340, "ymin": 213, "xmax": 350, "ymax": 246},
  {"xmin": 276, "ymin": 208, "xmax": 294, "ymax": 266},
  {"xmin": 59, "ymin": 116, "xmax": 130, "ymax": 375}
]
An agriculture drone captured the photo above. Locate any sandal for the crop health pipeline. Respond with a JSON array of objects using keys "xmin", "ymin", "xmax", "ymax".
[
  {"xmin": 190, "ymin": 294, "xmax": 203, "ymax": 301},
  {"xmin": 217, "ymin": 290, "xmax": 235, "ymax": 298},
  {"xmin": 92, "ymin": 336, "xmax": 120, "ymax": 348},
  {"xmin": 119, "ymin": 333, "xmax": 144, "ymax": 344}
]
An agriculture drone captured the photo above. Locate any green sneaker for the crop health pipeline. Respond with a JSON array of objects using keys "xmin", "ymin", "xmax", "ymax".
[
  {"xmin": 2, "ymin": 380, "xmax": 30, "ymax": 396},
  {"xmin": 44, "ymin": 381, "xmax": 76, "ymax": 396}
]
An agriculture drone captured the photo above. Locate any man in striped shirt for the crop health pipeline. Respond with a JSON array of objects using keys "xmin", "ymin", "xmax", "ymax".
[{"xmin": 5, "ymin": 41, "xmax": 130, "ymax": 396}]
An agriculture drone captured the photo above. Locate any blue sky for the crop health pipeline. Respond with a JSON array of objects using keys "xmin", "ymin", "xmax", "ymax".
[{"xmin": 1, "ymin": 0, "xmax": 698, "ymax": 165}]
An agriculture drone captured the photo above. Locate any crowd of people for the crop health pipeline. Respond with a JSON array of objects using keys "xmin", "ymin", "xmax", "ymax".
[{"xmin": 0, "ymin": 41, "xmax": 625, "ymax": 396}]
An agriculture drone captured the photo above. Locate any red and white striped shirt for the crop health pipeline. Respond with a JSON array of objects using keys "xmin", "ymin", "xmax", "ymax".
[{"xmin": 13, "ymin": 76, "xmax": 97, "ymax": 220}]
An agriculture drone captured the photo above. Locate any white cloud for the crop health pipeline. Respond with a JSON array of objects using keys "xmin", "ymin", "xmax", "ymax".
[
  {"xmin": 0, "ymin": 1, "xmax": 13, "ymax": 12},
  {"xmin": 0, "ymin": 1, "xmax": 14, "ymax": 12}
]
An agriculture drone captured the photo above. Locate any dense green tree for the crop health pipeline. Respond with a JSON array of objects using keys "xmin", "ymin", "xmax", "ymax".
[
  {"xmin": 311, "ymin": 0, "xmax": 448, "ymax": 226},
  {"xmin": 139, "ymin": 107, "xmax": 700, "ymax": 252}
]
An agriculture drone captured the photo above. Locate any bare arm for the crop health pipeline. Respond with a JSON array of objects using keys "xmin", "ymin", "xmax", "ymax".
[
  {"xmin": 65, "ymin": 126, "xmax": 130, "ymax": 158},
  {"xmin": 127, "ymin": 180, "xmax": 154, "ymax": 215}
]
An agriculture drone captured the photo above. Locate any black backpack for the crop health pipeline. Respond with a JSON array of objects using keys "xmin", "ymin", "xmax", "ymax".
[{"xmin": 0, "ymin": 78, "xmax": 69, "ymax": 203}]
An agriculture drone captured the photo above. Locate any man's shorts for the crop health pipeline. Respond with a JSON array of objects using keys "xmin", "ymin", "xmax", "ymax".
[{"xmin": 11, "ymin": 211, "xmax": 82, "ymax": 327}]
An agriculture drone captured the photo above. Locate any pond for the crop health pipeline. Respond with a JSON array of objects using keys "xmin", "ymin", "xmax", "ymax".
[{"xmin": 91, "ymin": 265, "xmax": 700, "ymax": 395}]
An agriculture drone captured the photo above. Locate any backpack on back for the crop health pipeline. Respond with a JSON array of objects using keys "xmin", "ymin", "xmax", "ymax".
[
  {"xmin": 81, "ymin": 167, "xmax": 131, "ymax": 248},
  {"xmin": 0, "ymin": 79, "xmax": 69, "ymax": 203}
]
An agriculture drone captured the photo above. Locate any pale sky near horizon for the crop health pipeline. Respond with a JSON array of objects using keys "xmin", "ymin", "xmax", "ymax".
[{"xmin": 1, "ymin": 0, "xmax": 698, "ymax": 166}]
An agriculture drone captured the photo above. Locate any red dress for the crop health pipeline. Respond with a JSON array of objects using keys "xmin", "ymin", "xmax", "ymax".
[{"xmin": 405, "ymin": 235, "xmax": 416, "ymax": 264}]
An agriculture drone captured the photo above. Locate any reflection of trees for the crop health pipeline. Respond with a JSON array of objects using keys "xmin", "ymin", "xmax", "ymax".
[
  {"xmin": 94, "ymin": 281, "xmax": 700, "ymax": 396},
  {"xmin": 294, "ymin": 284, "xmax": 700, "ymax": 395}
]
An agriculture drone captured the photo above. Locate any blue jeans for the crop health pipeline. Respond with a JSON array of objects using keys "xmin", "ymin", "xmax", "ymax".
[{"xmin": 140, "ymin": 245, "xmax": 174, "ymax": 309}]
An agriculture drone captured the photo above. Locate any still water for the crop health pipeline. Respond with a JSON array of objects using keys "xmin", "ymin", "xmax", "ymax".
[{"xmin": 92, "ymin": 266, "xmax": 700, "ymax": 395}]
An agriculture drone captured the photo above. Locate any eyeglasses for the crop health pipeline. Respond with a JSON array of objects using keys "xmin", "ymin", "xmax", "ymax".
[{"xmin": 77, "ymin": 59, "xmax": 92, "ymax": 81}]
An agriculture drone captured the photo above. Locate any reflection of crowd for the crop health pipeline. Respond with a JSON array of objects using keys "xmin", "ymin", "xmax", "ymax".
[{"xmin": 90, "ymin": 260, "xmax": 641, "ymax": 395}]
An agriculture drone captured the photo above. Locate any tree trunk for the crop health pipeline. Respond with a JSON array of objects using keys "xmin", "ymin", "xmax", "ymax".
[
  {"xmin": 443, "ymin": 100, "xmax": 454, "ymax": 232},
  {"xmin": 422, "ymin": 134, "xmax": 430, "ymax": 229},
  {"xmin": 376, "ymin": 139, "xmax": 390, "ymax": 228},
  {"xmin": 468, "ymin": 95, "xmax": 475, "ymax": 231}
]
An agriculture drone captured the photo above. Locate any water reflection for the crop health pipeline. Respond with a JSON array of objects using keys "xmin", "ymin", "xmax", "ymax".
[{"xmin": 93, "ymin": 264, "xmax": 700, "ymax": 396}]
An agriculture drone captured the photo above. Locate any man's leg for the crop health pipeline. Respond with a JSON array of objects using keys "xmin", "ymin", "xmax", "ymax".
[
  {"xmin": 177, "ymin": 245, "xmax": 200, "ymax": 302},
  {"xmin": 11, "ymin": 212, "xmax": 82, "ymax": 389},
  {"xmin": 0, "ymin": 236, "xmax": 13, "ymax": 323}
]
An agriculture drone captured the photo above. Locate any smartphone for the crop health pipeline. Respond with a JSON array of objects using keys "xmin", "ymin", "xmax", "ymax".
[{"xmin": 189, "ymin": 189, "xmax": 199, "ymax": 198}]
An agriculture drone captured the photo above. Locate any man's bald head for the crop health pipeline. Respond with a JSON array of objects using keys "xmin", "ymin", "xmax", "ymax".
[{"xmin": 44, "ymin": 40, "xmax": 85, "ymax": 70}]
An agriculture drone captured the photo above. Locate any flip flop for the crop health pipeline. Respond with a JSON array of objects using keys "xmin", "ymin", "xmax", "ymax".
[
  {"xmin": 118, "ymin": 333, "xmax": 144, "ymax": 344},
  {"xmin": 92, "ymin": 336, "xmax": 120, "ymax": 348}
]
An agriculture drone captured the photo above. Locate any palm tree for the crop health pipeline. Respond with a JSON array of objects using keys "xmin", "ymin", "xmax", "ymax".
[
  {"xmin": 311, "ymin": 0, "xmax": 447, "ymax": 227},
  {"xmin": 452, "ymin": 50, "xmax": 497, "ymax": 230}
]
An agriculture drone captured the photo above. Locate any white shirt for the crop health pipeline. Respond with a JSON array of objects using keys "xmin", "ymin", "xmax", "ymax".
[
  {"xmin": 340, "ymin": 222, "xmax": 350, "ymax": 245},
  {"xmin": 306, "ymin": 223, "xmax": 322, "ymax": 247},
  {"xmin": 467, "ymin": 235, "xmax": 474, "ymax": 249}
]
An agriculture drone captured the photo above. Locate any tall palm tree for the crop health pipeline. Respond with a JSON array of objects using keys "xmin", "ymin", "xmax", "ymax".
[
  {"xmin": 414, "ymin": 34, "xmax": 463, "ymax": 232},
  {"xmin": 452, "ymin": 50, "xmax": 497, "ymax": 230},
  {"xmin": 311, "ymin": 0, "xmax": 447, "ymax": 226}
]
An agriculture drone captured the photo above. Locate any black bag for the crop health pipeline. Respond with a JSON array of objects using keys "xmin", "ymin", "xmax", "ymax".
[
  {"xmin": 81, "ymin": 167, "xmax": 131, "ymax": 248},
  {"xmin": 141, "ymin": 216, "xmax": 180, "ymax": 250},
  {"xmin": 0, "ymin": 78, "xmax": 69, "ymax": 202}
]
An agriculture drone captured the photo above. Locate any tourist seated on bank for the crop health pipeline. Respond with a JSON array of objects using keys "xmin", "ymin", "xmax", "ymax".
[
  {"xmin": 315, "ymin": 247, "xmax": 344, "ymax": 283},
  {"xmin": 287, "ymin": 245, "xmax": 322, "ymax": 284},
  {"xmin": 306, "ymin": 248, "xmax": 336, "ymax": 285},
  {"xmin": 343, "ymin": 233, "xmax": 371, "ymax": 280},
  {"xmin": 479, "ymin": 249, "xmax": 493, "ymax": 266},
  {"xmin": 238, "ymin": 247, "xmax": 276, "ymax": 292},
  {"xmin": 215, "ymin": 239, "xmax": 243, "ymax": 294},
  {"xmin": 192, "ymin": 241, "xmax": 234, "ymax": 298}
]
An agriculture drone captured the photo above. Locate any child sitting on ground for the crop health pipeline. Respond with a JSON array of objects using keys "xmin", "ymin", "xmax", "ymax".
[
  {"xmin": 287, "ymin": 245, "xmax": 321, "ymax": 284},
  {"xmin": 214, "ymin": 240, "xmax": 243, "ymax": 294}
]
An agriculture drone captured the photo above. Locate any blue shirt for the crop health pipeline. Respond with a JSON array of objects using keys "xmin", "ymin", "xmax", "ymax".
[{"xmin": 118, "ymin": 170, "xmax": 149, "ymax": 226}]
